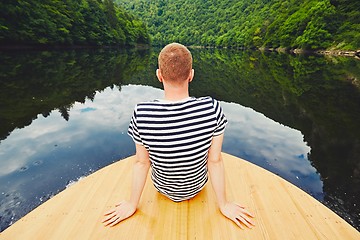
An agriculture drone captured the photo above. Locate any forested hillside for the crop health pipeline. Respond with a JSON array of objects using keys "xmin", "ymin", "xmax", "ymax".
[
  {"xmin": 0, "ymin": 0, "xmax": 150, "ymax": 46},
  {"xmin": 117, "ymin": 0, "xmax": 359, "ymax": 50}
]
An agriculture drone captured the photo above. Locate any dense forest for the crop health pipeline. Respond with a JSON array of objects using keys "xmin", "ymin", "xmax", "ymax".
[
  {"xmin": 117, "ymin": 0, "xmax": 360, "ymax": 50},
  {"xmin": 0, "ymin": 0, "xmax": 150, "ymax": 46}
]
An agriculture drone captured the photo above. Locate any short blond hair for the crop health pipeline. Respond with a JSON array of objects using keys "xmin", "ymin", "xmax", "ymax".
[{"xmin": 158, "ymin": 43, "xmax": 192, "ymax": 83}]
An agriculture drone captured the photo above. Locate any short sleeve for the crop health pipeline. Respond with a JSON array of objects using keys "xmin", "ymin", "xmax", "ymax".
[
  {"xmin": 127, "ymin": 105, "xmax": 143, "ymax": 145},
  {"xmin": 212, "ymin": 99, "xmax": 228, "ymax": 136}
]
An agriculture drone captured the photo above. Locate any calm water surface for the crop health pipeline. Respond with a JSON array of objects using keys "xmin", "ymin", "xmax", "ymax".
[{"xmin": 0, "ymin": 48, "xmax": 359, "ymax": 231}]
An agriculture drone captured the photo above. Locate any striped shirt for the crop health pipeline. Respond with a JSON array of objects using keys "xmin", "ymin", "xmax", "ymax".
[{"xmin": 128, "ymin": 96, "xmax": 227, "ymax": 202}]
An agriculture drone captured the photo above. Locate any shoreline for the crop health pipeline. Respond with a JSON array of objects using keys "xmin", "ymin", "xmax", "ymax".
[
  {"xmin": 315, "ymin": 49, "xmax": 360, "ymax": 59},
  {"xmin": 1, "ymin": 44, "xmax": 359, "ymax": 59},
  {"xmin": 259, "ymin": 47, "xmax": 360, "ymax": 59},
  {"xmin": 190, "ymin": 45, "xmax": 360, "ymax": 59},
  {"xmin": 0, "ymin": 44, "xmax": 151, "ymax": 51}
]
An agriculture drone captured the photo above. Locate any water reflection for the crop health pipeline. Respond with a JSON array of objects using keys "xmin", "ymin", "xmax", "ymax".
[
  {"xmin": 0, "ymin": 48, "xmax": 359, "ymax": 231},
  {"xmin": 221, "ymin": 102, "xmax": 322, "ymax": 198},
  {"xmin": 0, "ymin": 85, "xmax": 163, "ymax": 230},
  {"xmin": 0, "ymin": 85, "xmax": 319, "ymax": 231},
  {"xmin": 0, "ymin": 48, "xmax": 152, "ymax": 141}
]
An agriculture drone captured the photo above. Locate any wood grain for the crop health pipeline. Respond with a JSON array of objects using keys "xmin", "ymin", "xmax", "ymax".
[{"xmin": 1, "ymin": 153, "xmax": 359, "ymax": 239}]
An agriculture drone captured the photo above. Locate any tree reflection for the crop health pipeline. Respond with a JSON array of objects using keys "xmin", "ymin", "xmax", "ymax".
[{"xmin": 0, "ymin": 48, "xmax": 151, "ymax": 140}]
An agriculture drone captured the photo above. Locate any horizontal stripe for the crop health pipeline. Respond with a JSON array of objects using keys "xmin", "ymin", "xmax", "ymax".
[
  {"xmin": 153, "ymin": 168, "xmax": 207, "ymax": 185},
  {"xmin": 141, "ymin": 130, "xmax": 214, "ymax": 144},
  {"xmin": 137, "ymin": 118, "xmax": 216, "ymax": 131},
  {"xmin": 128, "ymin": 96, "xmax": 227, "ymax": 201},
  {"xmin": 151, "ymin": 157, "xmax": 207, "ymax": 174},
  {"xmin": 150, "ymin": 145, "xmax": 210, "ymax": 160}
]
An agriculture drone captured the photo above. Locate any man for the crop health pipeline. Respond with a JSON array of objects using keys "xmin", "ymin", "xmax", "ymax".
[{"xmin": 103, "ymin": 43, "xmax": 254, "ymax": 229}]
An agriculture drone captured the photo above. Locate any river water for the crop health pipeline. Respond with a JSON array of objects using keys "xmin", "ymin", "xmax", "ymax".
[{"xmin": 0, "ymin": 48, "xmax": 359, "ymax": 231}]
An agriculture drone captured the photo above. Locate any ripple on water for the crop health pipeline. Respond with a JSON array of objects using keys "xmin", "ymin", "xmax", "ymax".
[
  {"xmin": 0, "ymin": 191, "xmax": 24, "ymax": 231},
  {"xmin": 32, "ymin": 160, "xmax": 43, "ymax": 166},
  {"xmin": 18, "ymin": 166, "xmax": 29, "ymax": 172},
  {"xmin": 18, "ymin": 160, "xmax": 43, "ymax": 173}
]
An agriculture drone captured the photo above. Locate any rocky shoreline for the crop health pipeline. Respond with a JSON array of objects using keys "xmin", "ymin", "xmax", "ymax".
[
  {"xmin": 259, "ymin": 47, "xmax": 360, "ymax": 59},
  {"xmin": 315, "ymin": 49, "xmax": 360, "ymax": 59}
]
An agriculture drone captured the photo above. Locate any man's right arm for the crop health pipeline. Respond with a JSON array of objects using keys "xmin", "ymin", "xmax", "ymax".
[
  {"xmin": 102, "ymin": 144, "xmax": 150, "ymax": 227},
  {"xmin": 207, "ymin": 134, "xmax": 255, "ymax": 229}
]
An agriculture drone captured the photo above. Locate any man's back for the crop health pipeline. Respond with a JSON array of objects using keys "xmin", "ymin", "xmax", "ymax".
[{"xmin": 128, "ymin": 96, "xmax": 227, "ymax": 201}]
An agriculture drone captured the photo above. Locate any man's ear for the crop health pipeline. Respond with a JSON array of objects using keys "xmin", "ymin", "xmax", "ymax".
[
  {"xmin": 189, "ymin": 69, "xmax": 194, "ymax": 83},
  {"xmin": 156, "ymin": 69, "xmax": 163, "ymax": 82}
]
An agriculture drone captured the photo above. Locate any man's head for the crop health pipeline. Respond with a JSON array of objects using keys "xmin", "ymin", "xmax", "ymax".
[{"xmin": 157, "ymin": 43, "xmax": 193, "ymax": 85}]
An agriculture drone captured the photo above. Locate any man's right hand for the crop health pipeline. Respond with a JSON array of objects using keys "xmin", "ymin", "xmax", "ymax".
[{"xmin": 102, "ymin": 201, "xmax": 137, "ymax": 227}]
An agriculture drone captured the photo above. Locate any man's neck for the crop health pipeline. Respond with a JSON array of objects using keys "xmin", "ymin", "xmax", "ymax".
[
  {"xmin": 163, "ymin": 81, "xmax": 189, "ymax": 101},
  {"xmin": 164, "ymin": 90, "xmax": 189, "ymax": 101}
]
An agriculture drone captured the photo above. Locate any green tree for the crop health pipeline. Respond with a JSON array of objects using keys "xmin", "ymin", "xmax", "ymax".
[
  {"xmin": 117, "ymin": 0, "xmax": 359, "ymax": 50},
  {"xmin": 0, "ymin": 0, "xmax": 150, "ymax": 46}
]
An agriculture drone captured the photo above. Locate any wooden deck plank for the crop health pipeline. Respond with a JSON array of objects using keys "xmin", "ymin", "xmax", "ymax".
[{"xmin": 1, "ymin": 153, "xmax": 359, "ymax": 239}]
